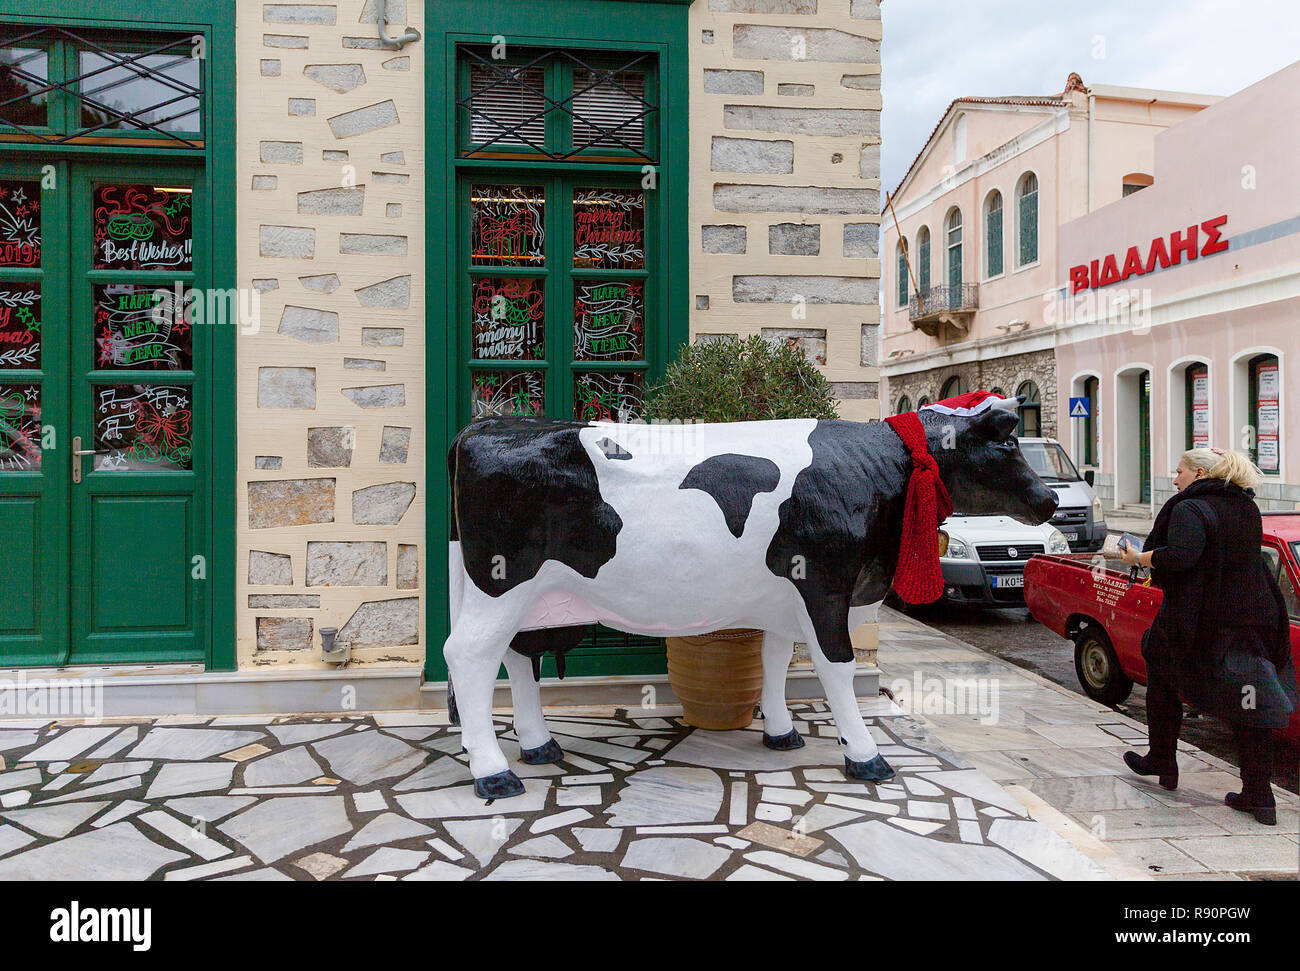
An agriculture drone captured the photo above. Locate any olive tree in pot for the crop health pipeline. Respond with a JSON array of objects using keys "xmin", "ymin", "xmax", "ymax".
[{"xmin": 644, "ymin": 334, "xmax": 838, "ymax": 729}]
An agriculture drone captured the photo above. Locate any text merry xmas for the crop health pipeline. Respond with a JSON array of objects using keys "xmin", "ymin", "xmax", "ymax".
[{"xmin": 1069, "ymin": 215, "xmax": 1228, "ymax": 293}]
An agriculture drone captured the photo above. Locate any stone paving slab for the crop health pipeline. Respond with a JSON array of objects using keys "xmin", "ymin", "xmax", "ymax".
[
  {"xmin": 0, "ymin": 701, "xmax": 1116, "ymax": 881},
  {"xmin": 878, "ymin": 606, "xmax": 1300, "ymax": 880}
]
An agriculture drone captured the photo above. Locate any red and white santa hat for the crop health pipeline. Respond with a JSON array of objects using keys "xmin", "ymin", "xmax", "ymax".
[{"xmin": 920, "ymin": 389, "xmax": 1014, "ymax": 417}]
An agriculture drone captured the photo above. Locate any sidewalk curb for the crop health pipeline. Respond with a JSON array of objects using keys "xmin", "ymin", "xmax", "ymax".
[{"xmin": 1004, "ymin": 785, "xmax": 1154, "ymax": 881}]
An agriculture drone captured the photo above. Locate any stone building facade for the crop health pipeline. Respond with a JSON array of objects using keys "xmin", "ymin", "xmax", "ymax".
[
  {"xmin": 0, "ymin": 1, "xmax": 881, "ymax": 690},
  {"xmin": 886, "ymin": 347, "xmax": 1058, "ymax": 440},
  {"xmin": 234, "ymin": 0, "xmax": 883, "ymax": 677}
]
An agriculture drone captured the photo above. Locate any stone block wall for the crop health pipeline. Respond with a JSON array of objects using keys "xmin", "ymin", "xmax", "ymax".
[
  {"xmin": 236, "ymin": 0, "xmax": 425, "ymax": 669},
  {"xmin": 886, "ymin": 348, "xmax": 1059, "ymax": 440},
  {"xmin": 689, "ymin": 0, "xmax": 883, "ymax": 421}
]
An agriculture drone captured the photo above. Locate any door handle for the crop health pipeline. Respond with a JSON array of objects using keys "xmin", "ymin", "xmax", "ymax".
[{"xmin": 71, "ymin": 435, "xmax": 101, "ymax": 484}]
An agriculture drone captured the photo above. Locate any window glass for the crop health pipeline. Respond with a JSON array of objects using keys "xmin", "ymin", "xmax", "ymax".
[
  {"xmin": 92, "ymin": 383, "xmax": 192, "ymax": 471},
  {"xmin": 467, "ymin": 62, "xmax": 546, "ymax": 148},
  {"xmin": 470, "ymin": 277, "xmax": 544, "ymax": 361},
  {"xmin": 1265, "ymin": 546, "xmax": 1300, "ymax": 622},
  {"xmin": 573, "ymin": 187, "xmax": 644, "ymax": 269},
  {"xmin": 574, "ymin": 371, "xmax": 644, "ymax": 422},
  {"xmin": 0, "ymin": 384, "xmax": 40, "ymax": 471},
  {"xmin": 471, "ymin": 369, "xmax": 545, "ymax": 418},
  {"xmin": 0, "ymin": 47, "xmax": 49, "ymax": 127},
  {"xmin": 985, "ymin": 191, "xmax": 1003, "ymax": 277},
  {"xmin": 573, "ymin": 280, "xmax": 644, "ymax": 361},
  {"xmin": 572, "ymin": 68, "xmax": 647, "ymax": 151},
  {"xmin": 896, "ymin": 240, "xmax": 908, "ymax": 307},
  {"xmin": 0, "ymin": 180, "xmax": 41, "ymax": 266},
  {"xmin": 93, "ymin": 283, "xmax": 192, "ymax": 370},
  {"xmin": 470, "ymin": 183, "xmax": 545, "ymax": 267},
  {"xmin": 93, "ymin": 184, "xmax": 193, "ymax": 271},
  {"xmin": 0, "ymin": 283, "xmax": 40, "ymax": 369},
  {"xmin": 1018, "ymin": 173, "xmax": 1038, "ymax": 266},
  {"xmin": 1020, "ymin": 441, "xmax": 1080, "ymax": 481},
  {"xmin": 78, "ymin": 48, "xmax": 201, "ymax": 133}
]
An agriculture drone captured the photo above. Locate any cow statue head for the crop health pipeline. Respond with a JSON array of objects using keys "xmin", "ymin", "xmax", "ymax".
[{"xmin": 920, "ymin": 392, "xmax": 1058, "ymax": 525}]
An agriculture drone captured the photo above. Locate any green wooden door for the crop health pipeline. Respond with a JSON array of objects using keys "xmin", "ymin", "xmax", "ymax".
[
  {"xmin": 0, "ymin": 159, "xmax": 206, "ymax": 665},
  {"xmin": 1139, "ymin": 371, "xmax": 1151, "ymax": 504},
  {"xmin": 0, "ymin": 161, "xmax": 69, "ymax": 665}
]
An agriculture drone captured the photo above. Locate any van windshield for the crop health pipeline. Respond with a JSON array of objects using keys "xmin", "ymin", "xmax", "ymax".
[{"xmin": 1020, "ymin": 441, "xmax": 1081, "ymax": 482}]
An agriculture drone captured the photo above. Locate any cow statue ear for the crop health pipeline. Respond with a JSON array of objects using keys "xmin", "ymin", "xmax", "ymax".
[{"xmin": 970, "ymin": 403, "xmax": 1020, "ymax": 442}]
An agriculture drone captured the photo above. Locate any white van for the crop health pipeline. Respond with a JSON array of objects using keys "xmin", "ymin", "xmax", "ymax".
[{"xmin": 1017, "ymin": 437, "xmax": 1107, "ymax": 553}]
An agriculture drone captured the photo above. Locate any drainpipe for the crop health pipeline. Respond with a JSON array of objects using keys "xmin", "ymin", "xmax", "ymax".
[
  {"xmin": 1087, "ymin": 91, "xmax": 1095, "ymax": 213},
  {"xmin": 377, "ymin": 0, "xmax": 421, "ymax": 48}
]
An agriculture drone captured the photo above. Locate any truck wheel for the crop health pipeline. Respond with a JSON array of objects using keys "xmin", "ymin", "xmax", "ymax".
[{"xmin": 1073, "ymin": 627, "xmax": 1133, "ymax": 706}]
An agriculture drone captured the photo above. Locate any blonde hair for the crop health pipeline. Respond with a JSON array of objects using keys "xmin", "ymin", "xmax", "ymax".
[{"xmin": 1181, "ymin": 446, "xmax": 1263, "ymax": 490}]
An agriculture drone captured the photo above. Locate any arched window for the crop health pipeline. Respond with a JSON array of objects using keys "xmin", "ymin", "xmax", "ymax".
[
  {"xmin": 984, "ymin": 190, "xmax": 1004, "ymax": 278},
  {"xmin": 1122, "ymin": 173, "xmax": 1153, "ymax": 197},
  {"xmin": 945, "ymin": 208, "xmax": 963, "ymax": 293},
  {"xmin": 916, "ymin": 226, "xmax": 931, "ymax": 293},
  {"xmin": 1016, "ymin": 380, "xmax": 1041, "ymax": 437},
  {"xmin": 990, "ymin": 387, "xmax": 1005, "ymax": 397},
  {"xmin": 1184, "ymin": 362, "xmax": 1209, "ymax": 451},
  {"xmin": 941, "ymin": 375, "xmax": 967, "ymax": 399},
  {"xmin": 917, "ymin": 395, "xmax": 932, "ymax": 410},
  {"xmin": 896, "ymin": 239, "xmax": 909, "ymax": 309},
  {"xmin": 896, "ymin": 395, "xmax": 911, "ymax": 415},
  {"xmin": 1017, "ymin": 172, "xmax": 1039, "ymax": 267}
]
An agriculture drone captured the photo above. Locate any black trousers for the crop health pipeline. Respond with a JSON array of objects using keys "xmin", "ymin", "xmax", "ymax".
[{"xmin": 1146, "ymin": 656, "xmax": 1276, "ymax": 804}]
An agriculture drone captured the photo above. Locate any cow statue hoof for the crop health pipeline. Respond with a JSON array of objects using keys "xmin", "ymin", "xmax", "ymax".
[
  {"xmin": 519, "ymin": 738, "xmax": 564, "ymax": 765},
  {"xmin": 762, "ymin": 728, "xmax": 805, "ymax": 751},
  {"xmin": 474, "ymin": 769, "xmax": 525, "ymax": 800},
  {"xmin": 845, "ymin": 754, "xmax": 895, "ymax": 783}
]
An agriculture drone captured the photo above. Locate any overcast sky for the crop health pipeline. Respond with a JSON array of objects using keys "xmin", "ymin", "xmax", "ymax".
[{"xmin": 881, "ymin": 0, "xmax": 1300, "ymax": 194}]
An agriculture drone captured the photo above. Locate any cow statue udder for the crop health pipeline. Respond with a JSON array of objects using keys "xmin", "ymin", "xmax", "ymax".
[{"xmin": 445, "ymin": 392, "xmax": 1058, "ymax": 798}]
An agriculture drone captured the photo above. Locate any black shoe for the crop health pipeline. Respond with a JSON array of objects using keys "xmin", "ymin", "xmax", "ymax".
[
  {"xmin": 1123, "ymin": 750, "xmax": 1178, "ymax": 791},
  {"xmin": 1225, "ymin": 790, "xmax": 1277, "ymax": 826}
]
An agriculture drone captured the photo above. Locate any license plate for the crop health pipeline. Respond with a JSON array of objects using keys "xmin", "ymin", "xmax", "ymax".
[
  {"xmin": 1062, "ymin": 532, "xmax": 1078, "ymax": 541},
  {"xmin": 993, "ymin": 574, "xmax": 1024, "ymax": 589}
]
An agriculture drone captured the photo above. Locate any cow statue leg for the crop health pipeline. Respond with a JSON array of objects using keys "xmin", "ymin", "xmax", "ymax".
[
  {"xmin": 443, "ymin": 609, "xmax": 527, "ymax": 800},
  {"xmin": 809, "ymin": 642, "xmax": 895, "ymax": 782},
  {"xmin": 501, "ymin": 647, "xmax": 563, "ymax": 764},
  {"xmin": 799, "ymin": 598, "xmax": 895, "ymax": 783},
  {"xmin": 759, "ymin": 634, "xmax": 804, "ymax": 750}
]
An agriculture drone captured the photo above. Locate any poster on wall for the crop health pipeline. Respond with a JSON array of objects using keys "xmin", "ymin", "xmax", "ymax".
[
  {"xmin": 1191, "ymin": 370, "xmax": 1209, "ymax": 447},
  {"xmin": 1255, "ymin": 361, "xmax": 1280, "ymax": 473}
]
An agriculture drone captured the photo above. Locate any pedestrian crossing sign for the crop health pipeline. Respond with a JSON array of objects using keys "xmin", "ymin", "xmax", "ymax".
[{"xmin": 1069, "ymin": 397, "xmax": 1090, "ymax": 418}]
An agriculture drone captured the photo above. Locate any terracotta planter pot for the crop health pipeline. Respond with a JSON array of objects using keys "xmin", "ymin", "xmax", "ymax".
[{"xmin": 666, "ymin": 628, "xmax": 766, "ymax": 730}]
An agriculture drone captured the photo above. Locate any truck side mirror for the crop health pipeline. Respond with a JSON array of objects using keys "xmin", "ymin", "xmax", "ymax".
[{"xmin": 1084, "ymin": 469, "xmax": 1095, "ymax": 487}]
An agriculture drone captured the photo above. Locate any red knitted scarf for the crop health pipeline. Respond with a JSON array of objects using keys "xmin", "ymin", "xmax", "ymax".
[{"xmin": 884, "ymin": 412, "xmax": 954, "ymax": 604}]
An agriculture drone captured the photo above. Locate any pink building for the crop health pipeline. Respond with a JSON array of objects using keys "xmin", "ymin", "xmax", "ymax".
[
  {"xmin": 1055, "ymin": 60, "xmax": 1300, "ymax": 513},
  {"xmin": 881, "ymin": 74, "xmax": 1214, "ymax": 441}
]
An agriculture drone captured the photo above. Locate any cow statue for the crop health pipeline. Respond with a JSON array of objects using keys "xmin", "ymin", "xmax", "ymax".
[{"xmin": 445, "ymin": 390, "xmax": 1058, "ymax": 798}]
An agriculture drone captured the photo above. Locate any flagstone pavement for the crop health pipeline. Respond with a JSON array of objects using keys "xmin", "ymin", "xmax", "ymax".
[{"xmin": 0, "ymin": 696, "xmax": 1123, "ymax": 881}]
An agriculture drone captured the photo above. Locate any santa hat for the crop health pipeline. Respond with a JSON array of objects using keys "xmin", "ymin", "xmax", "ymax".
[{"xmin": 921, "ymin": 390, "xmax": 1008, "ymax": 418}]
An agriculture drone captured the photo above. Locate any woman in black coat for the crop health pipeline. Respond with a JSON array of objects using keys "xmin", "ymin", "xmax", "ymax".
[{"xmin": 1119, "ymin": 447, "xmax": 1298, "ymax": 825}]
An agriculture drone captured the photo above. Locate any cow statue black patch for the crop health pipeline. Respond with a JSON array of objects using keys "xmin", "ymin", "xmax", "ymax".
[
  {"xmin": 450, "ymin": 418, "xmax": 623, "ymax": 597},
  {"xmin": 679, "ymin": 453, "xmax": 781, "ymax": 539}
]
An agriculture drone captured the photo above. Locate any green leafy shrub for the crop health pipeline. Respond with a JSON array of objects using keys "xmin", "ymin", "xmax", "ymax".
[{"xmin": 645, "ymin": 334, "xmax": 839, "ymax": 422}]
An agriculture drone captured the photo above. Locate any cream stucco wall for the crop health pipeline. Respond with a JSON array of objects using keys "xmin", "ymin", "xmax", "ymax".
[
  {"xmin": 688, "ymin": 0, "xmax": 883, "ymax": 421},
  {"xmin": 236, "ymin": 0, "xmax": 426, "ymax": 670}
]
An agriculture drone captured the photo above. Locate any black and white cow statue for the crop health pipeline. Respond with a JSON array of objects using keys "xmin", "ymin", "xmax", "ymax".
[{"xmin": 445, "ymin": 391, "xmax": 1058, "ymax": 798}]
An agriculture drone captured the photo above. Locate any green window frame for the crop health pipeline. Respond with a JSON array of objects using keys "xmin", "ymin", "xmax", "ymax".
[
  {"xmin": 0, "ymin": 1, "xmax": 235, "ymax": 671},
  {"xmin": 1016, "ymin": 380, "xmax": 1041, "ymax": 438},
  {"xmin": 1184, "ymin": 362, "xmax": 1207, "ymax": 451},
  {"xmin": 917, "ymin": 225, "xmax": 930, "ymax": 293},
  {"xmin": 0, "ymin": 24, "xmax": 204, "ymax": 148},
  {"xmin": 985, "ymin": 190, "xmax": 1003, "ymax": 278},
  {"xmin": 895, "ymin": 238, "xmax": 908, "ymax": 309},
  {"xmin": 427, "ymin": 0, "xmax": 690, "ymax": 682},
  {"xmin": 1018, "ymin": 172, "xmax": 1038, "ymax": 267},
  {"xmin": 1082, "ymin": 375, "xmax": 1098, "ymax": 466}
]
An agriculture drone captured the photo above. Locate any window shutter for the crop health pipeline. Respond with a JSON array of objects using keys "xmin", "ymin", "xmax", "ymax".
[
  {"xmin": 572, "ymin": 69, "xmax": 647, "ymax": 150},
  {"xmin": 468, "ymin": 62, "xmax": 546, "ymax": 148}
]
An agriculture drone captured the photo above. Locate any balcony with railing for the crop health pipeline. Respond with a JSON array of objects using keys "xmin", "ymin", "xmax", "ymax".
[{"xmin": 908, "ymin": 283, "xmax": 979, "ymax": 340}]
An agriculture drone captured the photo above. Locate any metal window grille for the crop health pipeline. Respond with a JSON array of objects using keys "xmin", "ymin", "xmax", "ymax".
[
  {"xmin": 896, "ymin": 240, "xmax": 908, "ymax": 307},
  {"xmin": 460, "ymin": 46, "xmax": 658, "ymax": 162},
  {"xmin": 0, "ymin": 26, "xmax": 202, "ymax": 147}
]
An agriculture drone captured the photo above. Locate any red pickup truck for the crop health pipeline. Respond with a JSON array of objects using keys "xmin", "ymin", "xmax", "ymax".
[{"xmin": 1025, "ymin": 511, "xmax": 1300, "ymax": 744}]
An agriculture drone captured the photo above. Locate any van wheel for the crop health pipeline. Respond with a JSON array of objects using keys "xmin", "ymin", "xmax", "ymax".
[{"xmin": 1073, "ymin": 627, "xmax": 1133, "ymax": 705}]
